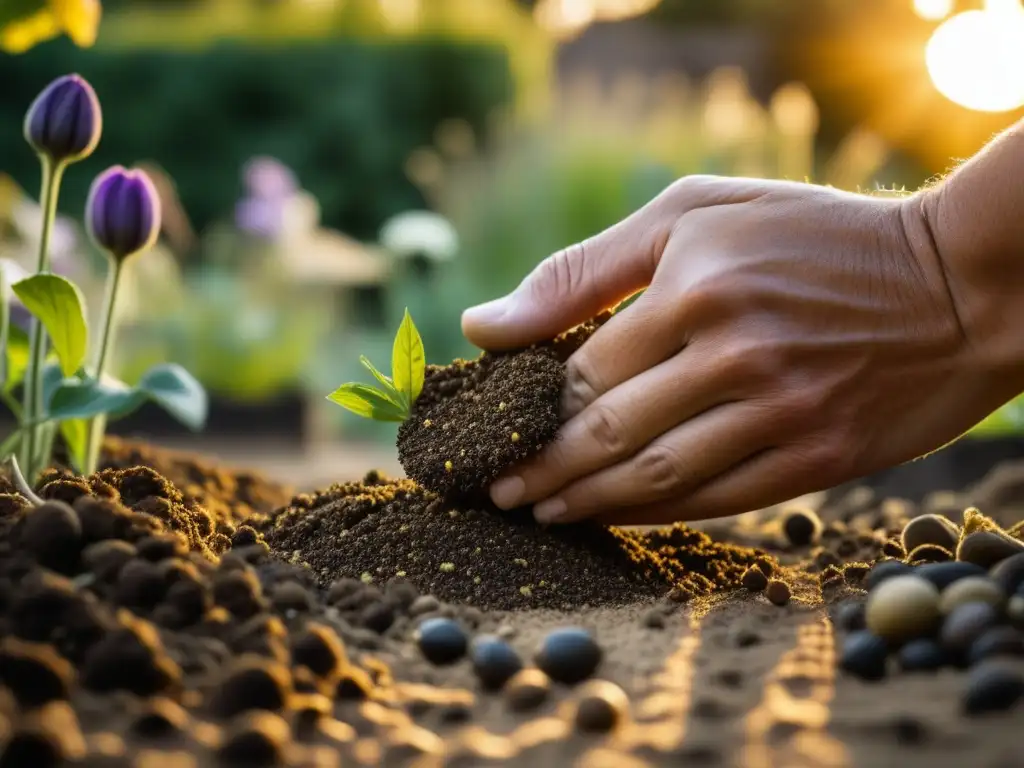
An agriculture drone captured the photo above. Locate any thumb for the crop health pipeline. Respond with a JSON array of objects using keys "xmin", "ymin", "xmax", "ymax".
[{"xmin": 461, "ymin": 210, "xmax": 664, "ymax": 351}]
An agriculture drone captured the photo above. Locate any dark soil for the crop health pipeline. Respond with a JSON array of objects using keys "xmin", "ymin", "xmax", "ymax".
[
  {"xmin": 397, "ymin": 314, "xmax": 608, "ymax": 503},
  {"xmin": 262, "ymin": 472, "xmax": 772, "ymax": 611}
]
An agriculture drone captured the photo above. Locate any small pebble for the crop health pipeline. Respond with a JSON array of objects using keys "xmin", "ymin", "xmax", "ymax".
[
  {"xmin": 360, "ymin": 602, "xmax": 395, "ymax": 634},
  {"xmin": 470, "ymin": 636, "xmax": 523, "ymax": 690},
  {"xmin": 213, "ymin": 658, "xmax": 293, "ymax": 718},
  {"xmin": 834, "ymin": 601, "xmax": 866, "ymax": 632},
  {"xmin": 535, "ymin": 627, "xmax": 602, "ymax": 684},
  {"xmin": 1009, "ymin": 595, "xmax": 1024, "ymax": 629},
  {"xmin": 781, "ymin": 507, "xmax": 822, "ymax": 547},
  {"xmin": 291, "ymin": 625, "xmax": 347, "ymax": 678},
  {"xmin": 866, "ymin": 575, "xmax": 941, "ymax": 643},
  {"xmin": 765, "ymin": 579, "xmax": 791, "ymax": 606},
  {"xmin": 938, "ymin": 576, "xmax": 1005, "ymax": 615},
  {"xmin": 914, "ymin": 561, "xmax": 987, "ymax": 590},
  {"xmin": 840, "ymin": 630, "xmax": 889, "ymax": 681},
  {"xmin": 415, "ymin": 618, "xmax": 468, "ymax": 665},
  {"xmin": 572, "ymin": 680, "xmax": 630, "ymax": 733},
  {"xmin": 962, "ymin": 661, "xmax": 1024, "ymax": 715},
  {"xmin": 741, "ymin": 567, "xmax": 768, "ymax": 592},
  {"xmin": 409, "ymin": 595, "xmax": 441, "ymax": 616},
  {"xmin": 967, "ymin": 626, "xmax": 1024, "ymax": 666},
  {"xmin": 864, "ymin": 560, "xmax": 913, "ymax": 591},
  {"xmin": 335, "ymin": 666, "xmax": 375, "ymax": 700},
  {"xmin": 990, "ymin": 552, "xmax": 1024, "ymax": 596},
  {"xmin": 505, "ymin": 669, "xmax": 551, "ymax": 712},
  {"xmin": 957, "ymin": 530, "xmax": 1024, "ymax": 569},
  {"xmin": 217, "ymin": 711, "xmax": 290, "ymax": 765},
  {"xmin": 0, "ymin": 639, "xmax": 72, "ymax": 708},
  {"xmin": 901, "ymin": 514, "xmax": 959, "ymax": 555},
  {"xmin": 897, "ymin": 639, "xmax": 947, "ymax": 672},
  {"xmin": 941, "ymin": 602, "xmax": 999, "ymax": 655}
]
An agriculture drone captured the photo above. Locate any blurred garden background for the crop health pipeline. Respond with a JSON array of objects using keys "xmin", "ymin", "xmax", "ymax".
[{"xmin": 2, "ymin": 0, "xmax": 1023, "ymax": 489}]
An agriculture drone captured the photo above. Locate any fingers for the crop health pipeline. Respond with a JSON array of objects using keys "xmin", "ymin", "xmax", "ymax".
[
  {"xmin": 594, "ymin": 443, "xmax": 840, "ymax": 526},
  {"xmin": 461, "ymin": 208, "xmax": 664, "ymax": 351},
  {"xmin": 489, "ymin": 337, "xmax": 730, "ymax": 511},
  {"xmin": 529, "ymin": 400, "xmax": 785, "ymax": 525}
]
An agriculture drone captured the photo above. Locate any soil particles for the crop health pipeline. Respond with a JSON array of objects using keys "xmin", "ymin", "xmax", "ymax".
[{"xmin": 0, "ymin": 314, "xmax": 1022, "ymax": 765}]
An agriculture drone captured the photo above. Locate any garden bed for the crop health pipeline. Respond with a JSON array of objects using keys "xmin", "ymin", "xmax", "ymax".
[{"xmin": 1, "ymin": 317, "xmax": 1022, "ymax": 767}]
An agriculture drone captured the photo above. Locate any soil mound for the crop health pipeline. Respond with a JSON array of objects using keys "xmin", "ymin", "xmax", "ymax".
[
  {"xmin": 263, "ymin": 472, "xmax": 773, "ymax": 611},
  {"xmin": 397, "ymin": 314, "xmax": 608, "ymax": 503}
]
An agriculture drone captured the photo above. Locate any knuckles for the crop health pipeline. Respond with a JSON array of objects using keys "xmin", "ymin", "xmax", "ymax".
[
  {"xmin": 581, "ymin": 404, "xmax": 630, "ymax": 459},
  {"xmin": 634, "ymin": 444, "xmax": 688, "ymax": 495}
]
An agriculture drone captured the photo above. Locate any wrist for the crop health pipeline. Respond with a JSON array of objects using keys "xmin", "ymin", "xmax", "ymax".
[{"xmin": 904, "ymin": 182, "xmax": 1024, "ymax": 396}]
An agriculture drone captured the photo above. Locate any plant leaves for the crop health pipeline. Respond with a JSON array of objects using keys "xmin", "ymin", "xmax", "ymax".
[
  {"xmin": 41, "ymin": 361, "xmax": 66, "ymax": 409},
  {"xmin": 327, "ymin": 383, "xmax": 408, "ymax": 422},
  {"xmin": 0, "ymin": 260, "xmax": 8, "ymax": 391},
  {"xmin": 359, "ymin": 354, "xmax": 406, "ymax": 408},
  {"xmin": 47, "ymin": 376, "xmax": 143, "ymax": 421},
  {"xmin": 391, "ymin": 308, "xmax": 424, "ymax": 407},
  {"xmin": 137, "ymin": 363, "xmax": 208, "ymax": 431},
  {"xmin": 12, "ymin": 274, "xmax": 88, "ymax": 377},
  {"xmin": 59, "ymin": 418, "xmax": 88, "ymax": 472}
]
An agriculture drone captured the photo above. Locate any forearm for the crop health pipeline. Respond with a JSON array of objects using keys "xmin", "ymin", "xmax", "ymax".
[{"xmin": 913, "ymin": 120, "xmax": 1024, "ymax": 388}]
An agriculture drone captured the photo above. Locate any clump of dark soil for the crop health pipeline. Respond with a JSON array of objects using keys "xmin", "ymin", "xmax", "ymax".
[
  {"xmin": 262, "ymin": 472, "xmax": 774, "ymax": 611},
  {"xmin": 397, "ymin": 314, "xmax": 608, "ymax": 502}
]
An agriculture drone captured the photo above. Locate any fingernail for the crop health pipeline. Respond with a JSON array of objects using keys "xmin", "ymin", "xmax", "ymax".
[
  {"xmin": 490, "ymin": 475, "xmax": 525, "ymax": 509},
  {"xmin": 533, "ymin": 497, "xmax": 567, "ymax": 524},
  {"xmin": 463, "ymin": 297, "xmax": 510, "ymax": 326}
]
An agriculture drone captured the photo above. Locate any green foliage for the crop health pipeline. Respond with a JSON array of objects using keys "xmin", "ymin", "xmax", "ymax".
[
  {"xmin": 0, "ymin": 37, "xmax": 513, "ymax": 242},
  {"xmin": 328, "ymin": 308, "xmax": 425, "ymax": 423},
  {"xmin": 12, "ymin": 273, "xmax": 89, "ymax": 377}
]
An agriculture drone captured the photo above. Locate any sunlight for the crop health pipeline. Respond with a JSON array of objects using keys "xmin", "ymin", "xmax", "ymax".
[
  {"xmin": 925, "ymin": 4, "xmax": 1024, "ymax": 112},
  {"xmin": 913, "ymin": 0, "xmax": 953, "ymax": 21}
]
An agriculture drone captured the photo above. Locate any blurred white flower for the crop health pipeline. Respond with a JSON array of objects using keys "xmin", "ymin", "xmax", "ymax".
[{"xmin": 379, "ymin": 210, "xmax": 459, "ymax": 261}]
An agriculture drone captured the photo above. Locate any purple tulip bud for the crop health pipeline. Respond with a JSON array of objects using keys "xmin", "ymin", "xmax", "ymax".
[
  {"xmin": 23, "ymin": 74, "xmax": 102, "ymax": 164},
  {"xmin": 86, "ymin": 166, "xmax": 162, "ymax": 261}
]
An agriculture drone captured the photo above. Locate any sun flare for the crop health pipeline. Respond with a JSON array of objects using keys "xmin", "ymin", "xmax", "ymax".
[{"xmin": 925, "ymin": 7, "xmax": 1024, "ymax": 112}]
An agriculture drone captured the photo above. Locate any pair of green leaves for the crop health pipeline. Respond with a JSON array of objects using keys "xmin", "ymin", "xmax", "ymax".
[{"xmin": 327, "ymin": 309, "xmax": 425, "ymax": 422}]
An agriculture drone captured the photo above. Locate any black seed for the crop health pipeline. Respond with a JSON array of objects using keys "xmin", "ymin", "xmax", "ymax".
[
  {"xmin": 470, "ymin": 635, "xmax": 523, "ymax": 690},
  {"xmin": 840, "ymin": 631, "xmax": 888, "ymax": 681},
  {"xmin": 535, "ymin": 627, "xmax": 602, "ymax": 684},
  {"xmin": 963, "ymin": 662, "xmax": 1024, "ymax": 715},
  {"xmin": 415, "ymin": 618, "xmax": 468, "ymax": 665}
]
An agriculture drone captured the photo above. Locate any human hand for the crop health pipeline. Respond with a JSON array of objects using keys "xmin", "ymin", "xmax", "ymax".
[{"xmin": 461, "ymin": 175, "xmax": 1014, "ymax": 525}]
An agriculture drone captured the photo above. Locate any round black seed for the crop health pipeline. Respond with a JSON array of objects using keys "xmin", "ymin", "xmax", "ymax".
[
  {"xmin": 990, "ymin": 552, "xmax": 1024, "ymax": 597},
  {"xmin": 470, "ymin": 635, "xmax": 523, "ymax": 690},
  {"xmin": 415, "ymin": 618, "xmax": 468, "ymax": 665},
  {"xmin": 865, "ymin": 560, "xmax": 913, "ymax": 591},
  {"xmin": 897, "ymin": 639, "xmax": 947, "ymax": 672},
  {"xmin": 834, "ymin": 601, "xmax": 866, "ymax": 632},
  {"xmin": 840, "ymin": 630, "xmax": 888, "ymax": 681},
  {"xmin": 360, "ymin": 602, "xmax": 395, "ymax": 634},
  {"xmin": 217, "ymin": 712, "xmax": 290, "ymax": 766},
  {"xmin": 535, "ymin": 627, "xmax": 602, "ymax": 684},
  {"xmin": 914, "ymin": 562, "xmax": 988, "ymax": 591},
  {"xmin": 963, "ymin": 662, "xmax": 1024, "ymax": 715},
  {"xmin": 782, "ymin": 507, "xmax": 822, "ymax": 547},
  {"xmin": 967, "ymin": 626, "xmax": 1024, "ymax": 666},
  {"xmin": 0, "ymin": 639, "xmax": 72, "ymax": 707},
  {"xmin": 941, "ymin": 602, "xmax": 999, "ymax": 655},
  {"xmin": 291, "ymin": 625, "xmax": 347, "ymax": 679}
]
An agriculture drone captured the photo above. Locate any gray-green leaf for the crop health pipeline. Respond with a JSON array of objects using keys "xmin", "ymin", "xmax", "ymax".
[
  {"xmin": 12, "ymin": 274, "xmax": 88, "ymax": 377},
  {"xmin": 48, "ymin": 377, "xmax": 143, "ymax": 421},
  {"xmin": 137, "ymin": 363, "xmax": 208, "ymax": 431},
  {"xmin": 327, "ymin": 383, "xmax": 408, "ymax": 422},
  {"xmin": 391, "ymin": 308, "xmax": 424, "ymax": 407}
]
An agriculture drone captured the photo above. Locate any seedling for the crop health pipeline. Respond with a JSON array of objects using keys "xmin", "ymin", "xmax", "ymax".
[
  {"xmin": 1, "ymin": 74, "xmax": 208, "ymax": 493},
  {"xmin": 327, "ymin": 309, "xmax": 425, "ymax": 422}
]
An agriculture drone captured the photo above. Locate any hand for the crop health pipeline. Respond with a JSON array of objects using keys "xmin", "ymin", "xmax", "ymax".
[{"xmin": 461, "ymin": 175, "xmax": 1011, "ymax": 525}]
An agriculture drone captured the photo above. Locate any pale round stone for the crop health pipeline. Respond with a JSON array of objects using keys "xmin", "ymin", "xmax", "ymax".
[
  {"xmin": 901, "ymin": 514, "xmax": 960, "ymax": 554},
  {"xmin": 938, "ymin": 576, "xmax": 1006, "ymax": 615},
  {"xmin": 866, "ymin": 574, "xmax": 941, "ymax": 643}
]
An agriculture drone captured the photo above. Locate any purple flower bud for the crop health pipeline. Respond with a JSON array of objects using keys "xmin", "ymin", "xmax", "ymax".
[
  {"xmin": 86, "ymin": 166, "xmax": 162, "ymax": 261},
  {"xmin": 23, "ymin": 74, "xmax": 102, "ymax": 164}
]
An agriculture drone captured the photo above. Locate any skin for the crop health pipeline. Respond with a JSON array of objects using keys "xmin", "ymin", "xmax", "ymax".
[{"xmin": 461, "ymin": 121, "xmax": 1024, "ymax": 526}]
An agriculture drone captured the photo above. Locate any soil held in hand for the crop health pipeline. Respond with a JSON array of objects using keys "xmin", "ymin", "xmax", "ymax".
[{"xmin": 397, "ymin": 314, "xmax": 608, "ymax": 503}]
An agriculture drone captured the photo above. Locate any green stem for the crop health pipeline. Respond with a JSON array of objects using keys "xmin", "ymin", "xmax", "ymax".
[
  {"xmin": 82, "ymin": 259, "xmax": 124, "ymax": 476},
  {"xmin": 19, "ymin": 158, "xmax": 65, "ymax": 482}
]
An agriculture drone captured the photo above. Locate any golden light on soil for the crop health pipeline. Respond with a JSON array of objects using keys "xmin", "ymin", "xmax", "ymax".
[{"xmin": 925, "ymin": 5, "xmax": 1024, "ymax": 112}]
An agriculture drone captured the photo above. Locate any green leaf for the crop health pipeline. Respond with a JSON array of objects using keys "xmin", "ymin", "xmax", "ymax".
[
  {"xmin": 48, "ymin": 377, "xmax": 143, "ymax": 421},
  {"xmin": 41, "ymin": 362, "xmax": 67, "ymax": 410},
  {"xmin": 391, "ymin": 308, "xmax": 425, "ymax": 407},
  {"xmin": 0, "ymin": 261, "xmax": 8, "ymax": 391},
  {"xmin": 359, "ymin": 355, "xmax": 406, "ymax": 408},
  {"xmin": 59, "ymin": 419, "xmax": 88, "ymax": 473},
  {"xmin": 12, "ymin": 274, "xmax": 88, "ymax": 377},
  {"xmin": 327, "ymin": 383, "xmax": 408, "ymax": 422},
  {"xmin": 137, "ymin": 363, "xmax": 208, "ymax": 431},
  {"xmin": 2, "ymin": 324, "xmax": 28, "ymax": 394}
]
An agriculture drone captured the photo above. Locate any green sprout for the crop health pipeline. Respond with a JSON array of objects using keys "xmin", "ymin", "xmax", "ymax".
[
  {"xmin": 2, "ymin": 74, "xmax": 207, "ymax": 496},
  {"xmin": 327, "ymin": 308, "xmax": 425, "ymax": 422}
]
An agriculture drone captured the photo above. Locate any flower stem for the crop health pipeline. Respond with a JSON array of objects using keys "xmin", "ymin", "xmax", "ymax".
[
  {"xmin": 19, "ymin": 157, "xmax": 65, "ymax": 482},
  {"xmin": 6, "ymin": 454, "xmax": 44, "ymax": 507},
  {"xmin": 82, "ymin": 258, "xmax": 124, "ymax": 476}
]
